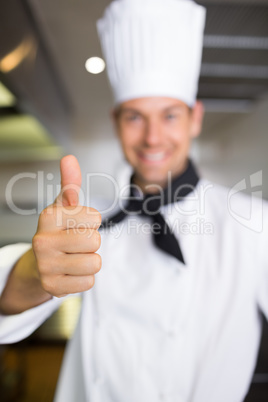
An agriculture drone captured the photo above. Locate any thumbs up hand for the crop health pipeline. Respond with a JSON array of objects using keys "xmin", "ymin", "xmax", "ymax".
[
  {"xmin": 56, "ymin": 154, "xmax": 82, "ymax": 207},
  {"xmin": 32, "ymin": 155, "xmax": 102, "ymax": 298}
]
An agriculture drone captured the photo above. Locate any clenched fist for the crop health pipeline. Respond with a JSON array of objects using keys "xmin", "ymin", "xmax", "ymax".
[{"xmin": 32, "ymin": 155, "xmax": 102, "ymax": 298}]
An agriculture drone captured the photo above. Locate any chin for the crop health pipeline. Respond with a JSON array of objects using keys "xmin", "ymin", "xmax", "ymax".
[{"xmin": 137, "ymin": 169, "xmax": 169, "ymax": 187}]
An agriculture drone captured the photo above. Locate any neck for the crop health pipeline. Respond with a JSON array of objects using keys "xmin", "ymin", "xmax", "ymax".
[
  {"xmin": 132, "ymin": 175, "xmax": 168, "ymax": 195},
  {"xmin": 132, "ymin": 162, "xmax": 190, "ymax": 195}
]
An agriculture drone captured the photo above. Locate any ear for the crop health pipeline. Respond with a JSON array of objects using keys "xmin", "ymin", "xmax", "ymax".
[{"xmin": 190, "ymin": 100, "xmax": 204, "ymax": 139}]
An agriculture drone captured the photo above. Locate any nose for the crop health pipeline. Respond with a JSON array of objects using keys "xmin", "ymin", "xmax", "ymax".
[{"xmin": 143, "ymin": 118, "xmax": 163, "ymax": 146}]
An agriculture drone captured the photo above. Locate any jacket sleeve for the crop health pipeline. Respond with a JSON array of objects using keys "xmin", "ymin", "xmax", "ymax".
[
  {"xmin": 257, "ymin": 203, "xmax": 268, "ymax": 321},
  {"xmin": 0, "ymin": 243, "xmax": 63, "ymax": 344}
]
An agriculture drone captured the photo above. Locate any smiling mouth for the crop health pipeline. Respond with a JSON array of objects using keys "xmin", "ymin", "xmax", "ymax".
[{"xmin": 138, "ymin": 151, "xmax": 169, "ymax": 163}]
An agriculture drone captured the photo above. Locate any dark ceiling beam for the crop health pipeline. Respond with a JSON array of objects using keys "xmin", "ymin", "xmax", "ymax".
[
  {"xmin": 204, "ymin": 35, "xmax": 268, "ymax": 50},
  {"xmin": 201, "ymin": 63, "xmax": 268, "ymax": 79}
]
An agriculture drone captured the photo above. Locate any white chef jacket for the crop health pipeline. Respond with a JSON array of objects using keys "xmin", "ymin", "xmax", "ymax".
[{"xmin": 0, "ymin": 178, "xmax": 268, "ymax": 402}]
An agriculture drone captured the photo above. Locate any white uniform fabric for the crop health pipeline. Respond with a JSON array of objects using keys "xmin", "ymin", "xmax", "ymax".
[
  {"xmin": 97, "ymin": 0, "xmax": 206, "ymax": 106},
  {"xmin": 0, "ymin": 244, "xmax": 63, "ymax": 343},
  {"xmin": 1, "ymin": 178, "xmax": 268, "ymax": 402}
]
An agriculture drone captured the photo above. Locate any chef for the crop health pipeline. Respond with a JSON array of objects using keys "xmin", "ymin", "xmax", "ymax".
[{"xmin": 0, "ymin": 0, "xmax": 268, "ymax": 401}]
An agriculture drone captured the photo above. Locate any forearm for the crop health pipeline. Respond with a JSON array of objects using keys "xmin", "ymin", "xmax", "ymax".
[{"xmin": 0, "ymin": 248, "xmax": 52, "ymax": 315}]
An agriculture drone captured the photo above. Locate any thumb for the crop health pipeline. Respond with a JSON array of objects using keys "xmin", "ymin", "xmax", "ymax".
[{"xmin": 55, "ymin": 155, "xmax": 82, "ymax": 207}]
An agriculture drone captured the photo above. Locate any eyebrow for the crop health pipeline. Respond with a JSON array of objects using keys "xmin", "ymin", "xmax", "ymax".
[
  {"xmin": 115, "ymin": 104, "xmax": 185, "ymax": 118},
  {"xmin": 119, "ymin": 108, "xmax": 141, "ymax": 114},
  {"xmin": 163, "ymin": 105, "xmax": 184, "ymax": 112},
  {"xmin": 115, "ymin": 108, "xmax": 142, "ymax": 119}
]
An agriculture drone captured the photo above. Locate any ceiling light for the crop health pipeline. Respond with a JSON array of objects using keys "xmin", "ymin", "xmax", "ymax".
[
  {"xmin": 85, "ymin": 57, "xmax": 105, "ymax": 74},
  {"xmin": 0, "ymin": 37, "xmax": 36, "ymax": 74}
]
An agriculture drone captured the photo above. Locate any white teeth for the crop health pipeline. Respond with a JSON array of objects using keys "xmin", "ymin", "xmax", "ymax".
[{"xmin": 143, "ymin": 152, "xmax": 165, "ymax": 161}]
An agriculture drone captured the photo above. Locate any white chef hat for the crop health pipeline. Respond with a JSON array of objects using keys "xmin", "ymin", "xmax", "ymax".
[{"xmin": 97, "ymin": 0, "xmax": 206, "ymax": 107}]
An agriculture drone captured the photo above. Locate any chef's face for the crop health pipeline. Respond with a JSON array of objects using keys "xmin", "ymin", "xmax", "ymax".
[{"xmin": 113, "ymin": 97, "xmax": 204, "ymax": 192}]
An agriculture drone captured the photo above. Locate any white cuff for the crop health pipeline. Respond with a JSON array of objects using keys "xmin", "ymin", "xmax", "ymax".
[{"xmin": 0, "ymin": 243, "xmax": 62, "ymax": 344}]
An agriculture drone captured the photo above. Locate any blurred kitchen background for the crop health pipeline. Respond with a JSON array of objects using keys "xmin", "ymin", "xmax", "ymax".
[{"xmin": 0, "ymin": 0, "xmax": 268, "ymax": 401}]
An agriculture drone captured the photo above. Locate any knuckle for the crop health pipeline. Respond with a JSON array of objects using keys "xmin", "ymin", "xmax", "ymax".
[
  {"xmin": 93, "ymin": 253, "xmax": 102, "ymax": 272},
  {"xmin": 94, "ymin": 211, "xmax": 102, "ymax": 227},
  {"xmin": 39, "ymin": 206, "xmax": 55, "ymax": 223},
  {"xmin": 85, "ymin": 207, "xmax": 102, "ymax": 227},
  {"xmin": 87, "ymin": 230, "xmax": 101, "ymax": 250},
  {"xmin": 32, "ymin": 233, "xmax": 45, "ymax": 253},
  {"xmin": 36, "ymin": 260, "xmax": 47, "ymax": 276},
  {"xmin": 40, "ymin": 275, "xmax": 55, "ymax": 294},
  {"xmin": 33, "ymin": 232, "xmax": 57, "ymax": 255},
  {"xmin": 85, "ymin": 275, "xmax": 95, "ymax": 290},
  {"xmin": 93, "ymin": 230, "xmax": 101, "ymax": 249},
  {"xmin": 87, "ymin": 207, "xmax": 99, "ymax": 215},
  {"xmin": 40, "ymin": 205, "xmax": 54, "ymax": 215},
  {"xmin": 87, "ymin": 231, "xmax": 101, "ymax": 252},
  {"xmin": 39, "ymin": 205, "xmax": 67, "ymax": 230}
]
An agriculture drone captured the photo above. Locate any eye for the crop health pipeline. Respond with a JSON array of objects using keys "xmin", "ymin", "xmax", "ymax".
[
  {"xmin": 165, "ymin": 113, "xmax": 177, "ymax": 121},
  {"xmin": 125, "ymin": 113, "xmax": 142, "ymax": 122}
]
